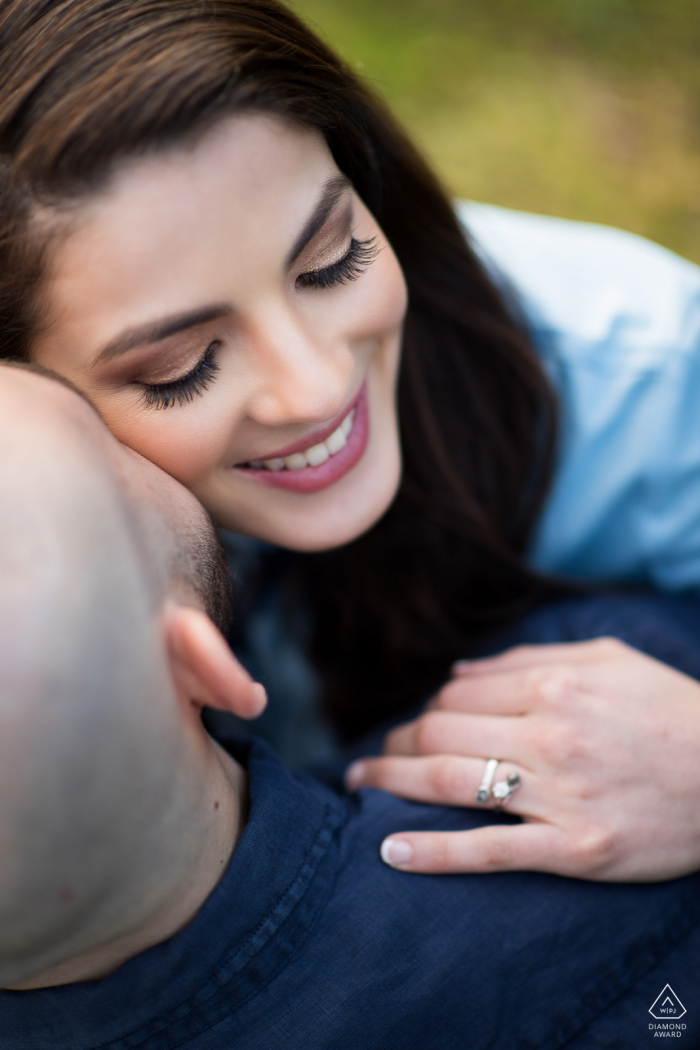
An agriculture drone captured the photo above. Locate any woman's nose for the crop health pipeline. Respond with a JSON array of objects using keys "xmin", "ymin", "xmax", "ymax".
[{"xmin": 244, "ymin": 305, "xmax": 354, "ymax": 427}]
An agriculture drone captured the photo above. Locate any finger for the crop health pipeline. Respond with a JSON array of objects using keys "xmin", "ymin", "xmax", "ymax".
[
  {"xmin": 452, "ymin": 646, "xmax": 584, "ymax": 677},
  {"xmin": 436, "ymin": 667, "xmax": 550, "ymax": 715},
  {"xmin": 382, "ymin": 719, "xmax": 419, "ymax": 755},
  {"xmin": 452, "ymin": 637, "xmax": 627, "ymax": 678},
  {"xmin": 382, "ymin": 710, "xmax": 520, "ymax": 758},
  {"xmin": 345, "ymin": 755, "xmax": 537, "ymax": 811},
  {"xmin": 380, "ymin": 823, "xmax": 565, "ymax": 875}
]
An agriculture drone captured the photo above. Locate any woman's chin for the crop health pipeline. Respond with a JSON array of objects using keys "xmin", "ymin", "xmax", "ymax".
[
  {"xmin": 275, "ymin": 498, "xmax": 397, "ymax": 552},
  {"xmin": 215, "ymin": 444, "xmax": 401, "ymax": 552}
]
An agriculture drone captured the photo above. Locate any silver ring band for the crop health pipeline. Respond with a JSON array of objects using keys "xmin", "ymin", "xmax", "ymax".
[{"xmin": 475, "ymin": 758, "xmax": 499, "ymax": 804}]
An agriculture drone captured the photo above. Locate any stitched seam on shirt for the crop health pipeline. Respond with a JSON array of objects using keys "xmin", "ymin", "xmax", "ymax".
[
  {"xmin": 173, "ymin": 852, "xmax": 340, "ymax": 1050},
  {"xmin": 208, "ymin": 808, "xmax": 337, "ymax": 987},
  {"xmin": 93, "ymin": 803, "xmax": 339, "ymax": 1050}
]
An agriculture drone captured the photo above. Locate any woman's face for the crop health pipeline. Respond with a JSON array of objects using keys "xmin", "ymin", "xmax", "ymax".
[{"xmin": 33, "ymin": 114, "xmax": 408, "ymax": 550}]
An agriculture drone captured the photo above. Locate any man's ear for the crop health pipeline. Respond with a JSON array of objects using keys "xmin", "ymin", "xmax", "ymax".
[{"xmin": 164, "ymin": 603, "xmax": 267, "ymax": 719}]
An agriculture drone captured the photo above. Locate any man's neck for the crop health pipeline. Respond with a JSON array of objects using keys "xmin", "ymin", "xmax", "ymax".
[{"xmin": 8, "ymin": 743, "xmax": 246, "ymax": 991}]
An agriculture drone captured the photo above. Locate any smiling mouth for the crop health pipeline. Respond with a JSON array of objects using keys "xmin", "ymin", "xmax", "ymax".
[
  {"xmin": 233, "ymin": 382, "xmax": 369, "ymax": 494},
  {"xmin": 242, "ymin": 409, "xmax": 356, "ymax": 472}
]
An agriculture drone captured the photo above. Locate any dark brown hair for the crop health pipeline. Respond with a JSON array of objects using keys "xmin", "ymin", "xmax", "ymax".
[{"xmin": 0, "ymin": 0, "xmax": 563, "ymax": 738}]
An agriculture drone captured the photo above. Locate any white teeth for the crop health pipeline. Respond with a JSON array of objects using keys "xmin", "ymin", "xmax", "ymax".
[
  {"xmin": 250, "ymin": 407, "xmax": 356, "ymax": 471},
  {"xmin": 325, "ymin": 427, "xmax": 346, "ymax": 455},
  {"xmin": 306, "ymin": 442, "xmax": 330, "ymax": 466},
  {"xmin": 283, "ymin": 453, "xmax": 308, "ymax": 471}
]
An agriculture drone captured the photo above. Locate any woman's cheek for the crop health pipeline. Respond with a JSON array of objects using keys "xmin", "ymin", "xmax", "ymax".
[
  {"xmin": 98, "ymin": 396, "xmax": 229, "ymax": 489},
  {"xmin": 305, "ymin": 243, "xmax": 408, "ymax": 346},
  {"xmin": 356, "ymin": 250, "xmax": 407, "ymax": 339}
]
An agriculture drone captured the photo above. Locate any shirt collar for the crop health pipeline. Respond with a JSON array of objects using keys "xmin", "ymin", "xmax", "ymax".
[{"xmin": 0, "ymin": 739, "xmax": 344, "ymax": 1050}]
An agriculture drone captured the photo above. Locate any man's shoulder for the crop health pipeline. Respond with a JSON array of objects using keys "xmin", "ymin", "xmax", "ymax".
[
  {"xmin": 8, "ymin": 739, "xmax": 700, "ymax": 1050},
  {"xmin": 458, "ymin": 200, "xmax": 700, "ymax": 371}
]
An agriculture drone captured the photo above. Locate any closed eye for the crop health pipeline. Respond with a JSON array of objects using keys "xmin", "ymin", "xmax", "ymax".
[
  {"xmin": 296, "ymin": 237, "xmax": 379, "ymax": 290},
  {"xmin": 140, "ymin": 340, "xmax": 221, "ymax": 409}
]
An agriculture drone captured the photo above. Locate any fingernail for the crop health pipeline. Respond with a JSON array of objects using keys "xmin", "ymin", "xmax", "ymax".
[
  {"xmin": 344, "ymin": 761, "xmax": 365, "ymax": 792},
  {"xmin": 380, "ymin": 838, "xmax": 414, "ymax": 868}
]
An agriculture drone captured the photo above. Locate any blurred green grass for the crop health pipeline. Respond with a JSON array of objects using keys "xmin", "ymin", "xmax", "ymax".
[{"xmin": 291, "ymin": 0, "xmax": 700, "ymax": 262}]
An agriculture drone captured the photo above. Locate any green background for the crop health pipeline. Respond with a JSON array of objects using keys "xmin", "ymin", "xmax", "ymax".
[{"xmin": 292, "ymin": 0, "xmax": 700, "ymax": 263}]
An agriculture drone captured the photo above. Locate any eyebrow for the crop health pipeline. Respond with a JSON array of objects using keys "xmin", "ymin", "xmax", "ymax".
[
  {"xmin": 284, "ymin": 174, "xmax": 352, "ymax": 269},
  {"xmin": 94, "ymin": 174, "xmax": 351, "ymax": 365},
  {"xmin": 95, "ymin": 303, "xmax": 232, "ymax": 365}
]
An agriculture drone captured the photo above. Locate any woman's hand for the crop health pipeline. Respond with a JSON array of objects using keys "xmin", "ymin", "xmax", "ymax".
[{"xmin": 345, "ymin": 638, "xmax": 700, "ymax": 880}]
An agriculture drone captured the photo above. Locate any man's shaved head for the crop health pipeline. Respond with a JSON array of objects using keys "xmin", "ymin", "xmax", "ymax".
[{"xmin": 0, "ymin": 366, "xmax": 231, "ymax": 985}]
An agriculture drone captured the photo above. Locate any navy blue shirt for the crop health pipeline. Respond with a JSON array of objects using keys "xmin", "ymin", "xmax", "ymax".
[{"xmin": 2, "ymin": 730, "xmax": 700, "ymax": 1049}]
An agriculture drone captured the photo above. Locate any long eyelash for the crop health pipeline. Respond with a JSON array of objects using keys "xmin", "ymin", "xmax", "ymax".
[
  {"xmin": 141, "ymin": 340, "xmax": 221, "ymax": 410},
  {"xmin": 297, "ymin": 236, "xmax": 380, "ymax": 290},
  {"xmin": 138, "ymin": 238, "xmax": 377, "ymax": 407}
]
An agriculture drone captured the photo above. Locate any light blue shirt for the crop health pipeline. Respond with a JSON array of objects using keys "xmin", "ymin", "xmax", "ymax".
[{"xmin": 458, "ymin": 201, "xmax": 700, "ymax": 593}]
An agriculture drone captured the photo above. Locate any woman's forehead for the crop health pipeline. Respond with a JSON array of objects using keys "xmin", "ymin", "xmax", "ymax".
[
  {"xmin": 70, "ymin": 114, "xmax": 335, "ymax": 249},
  {"xmin": 36, "ymin": 114, "xmax": 343, "ymax": 342}
]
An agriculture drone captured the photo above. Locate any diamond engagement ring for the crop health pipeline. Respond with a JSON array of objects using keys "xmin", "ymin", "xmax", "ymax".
[
  {"xmin": 492, "ymin": 772, "xmax": 521, "ymax": 807},
  {"xmin": 475, "ymin": 758, "xmax": 499, "ymax": 804}
]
